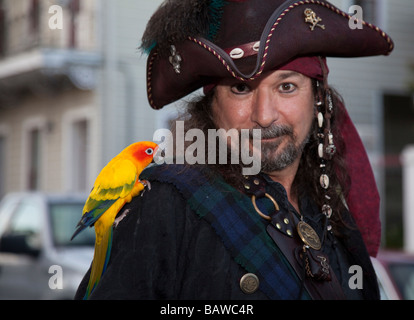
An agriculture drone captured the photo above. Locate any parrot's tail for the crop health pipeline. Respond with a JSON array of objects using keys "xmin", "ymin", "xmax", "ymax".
[
  {"xmin": 71, "ymin": 224, "xmax": 86, "ymax": 241},
  {"xmin": 82, "ymin": 199, "xmax": 126, "ymax": 299},
  {"xmin": 84, "ymin": 226, "xmax": 113, "ymax": 300}
]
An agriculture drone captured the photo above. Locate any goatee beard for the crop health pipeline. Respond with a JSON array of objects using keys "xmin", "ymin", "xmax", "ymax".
[{"xmin": 250, "ymin": 124, "xmax": 310, "ymax": 172}]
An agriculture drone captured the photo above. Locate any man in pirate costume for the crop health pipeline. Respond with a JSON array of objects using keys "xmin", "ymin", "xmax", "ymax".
[{"xmin": 75, "ymin": 0, "xmax": 394, "ymax": 300}]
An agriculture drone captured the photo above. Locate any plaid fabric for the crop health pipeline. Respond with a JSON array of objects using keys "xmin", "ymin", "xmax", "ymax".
[{"xmin": 141, "ymin": 164, "xmax": 310, "ymax": 300}]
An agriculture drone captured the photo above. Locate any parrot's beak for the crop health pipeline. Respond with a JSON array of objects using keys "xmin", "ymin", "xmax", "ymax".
[{"xmin": 152, "ymin": 145, "xmax": 160, "ymax": 163}]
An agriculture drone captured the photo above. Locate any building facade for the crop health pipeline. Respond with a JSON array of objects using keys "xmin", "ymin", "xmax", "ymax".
[
  {"xmin": 0, "ymin": 0, "xmax": 163, "ymax": 196},
  {"xmin": 0, "ymin": 0, "xmax": 100, "ymax": 195}
]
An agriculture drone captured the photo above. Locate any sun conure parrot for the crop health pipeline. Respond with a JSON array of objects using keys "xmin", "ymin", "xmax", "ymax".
[{"xmin": 71, "ymin": 141, "xmax": 158, "ymax": 299}]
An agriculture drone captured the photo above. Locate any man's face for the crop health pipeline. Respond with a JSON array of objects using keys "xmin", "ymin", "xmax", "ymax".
[{"xmin": 212, "ymin": 69, "xmax": 315, "ymax": 173}]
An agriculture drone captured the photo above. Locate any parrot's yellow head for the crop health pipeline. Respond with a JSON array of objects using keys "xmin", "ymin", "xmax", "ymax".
[{"xmin": 129, "ymin": 141, "xmax": 158, "ymax": 169}]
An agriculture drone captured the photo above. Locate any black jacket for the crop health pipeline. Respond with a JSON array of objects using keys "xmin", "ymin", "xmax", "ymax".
[{"xmin": 75, "ymin": 166, "xmax": 379, "ymax": 300}]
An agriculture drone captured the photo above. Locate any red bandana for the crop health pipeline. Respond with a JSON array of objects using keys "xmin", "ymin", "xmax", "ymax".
[{"xmin": 278, "ymin": 56, "xmax": 327, "ymax": 81}]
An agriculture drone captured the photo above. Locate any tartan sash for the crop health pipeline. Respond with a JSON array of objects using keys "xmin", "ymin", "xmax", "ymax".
[{"xmin": 140, "ymin": 164, "xmax": 310, "ymax": 300}]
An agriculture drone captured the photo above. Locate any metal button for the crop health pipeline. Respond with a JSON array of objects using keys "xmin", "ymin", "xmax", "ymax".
[{"xmin": 240, "ymin": 273, "xmax": 259, "ymax": 294}]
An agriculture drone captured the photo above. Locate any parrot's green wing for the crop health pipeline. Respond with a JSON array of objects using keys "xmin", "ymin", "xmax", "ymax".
[{"xmin": 71, "ymin": 158, "xmax": 137, "ymax": 240}]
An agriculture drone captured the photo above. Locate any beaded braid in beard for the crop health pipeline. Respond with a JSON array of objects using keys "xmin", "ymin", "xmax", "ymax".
[{"xmin": 171, "ymin": 83, "xmax": 351, "ymax": 235}]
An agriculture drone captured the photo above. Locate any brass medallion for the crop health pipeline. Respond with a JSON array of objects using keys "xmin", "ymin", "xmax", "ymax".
[{"xmin": 297, "ymin": 221, "xmax": 321, "ymax": 250}]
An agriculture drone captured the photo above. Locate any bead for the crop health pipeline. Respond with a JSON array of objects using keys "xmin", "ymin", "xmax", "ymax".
[
  {"xmin": 328, "ymin": 133, "xmax": 334, "ymax": 145},
  {"xmin": 322, "ymin": 204, "xmax": 333, "ymax": 218},
  {"xmin": 320, "ymin": 174, "xmax": 330, "ymax": 189},
  {"xmin": 327, "ymin": 93, "xmax": 333, "ymax": 112},
  {"xmin": 252, "ymin": 41, "xmax": 260, "ymax": 52},
  {"xmin": 318, "ymin": 143, "xmax": 324, "ymax": 158},
  {"xmin": 230, "ymin": 47, "xmax": 244, "ymax": 59},
  {"xmin": 325, "ymin": 144, "xmax": 337, "ymax": 156},
  {"xmin": 318, "ymin": 112, "xmax": 324, "ymax": 128}
]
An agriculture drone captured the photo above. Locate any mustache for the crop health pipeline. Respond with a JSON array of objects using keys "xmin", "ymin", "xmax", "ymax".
[{"xmin": 248, "ymin": 124, "xmax": 294, "ymax": 140}]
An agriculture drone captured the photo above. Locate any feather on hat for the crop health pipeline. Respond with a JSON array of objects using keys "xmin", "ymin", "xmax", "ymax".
[{"xmin": 141, "ymin": 0, "xmax": 227, "ymax": 57}]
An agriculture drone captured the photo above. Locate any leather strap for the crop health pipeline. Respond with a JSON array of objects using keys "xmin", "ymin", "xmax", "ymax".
[
  {"xmin": 266, "ymin": 212, "xmax": 346, "ymax": 300},
  {"xmin": 224, "ymin": 41, "xmax": 260, "ymax": 60},
  {"xmin": 243, "ymin": 174, "xmax": 346, "ymax": 299}
]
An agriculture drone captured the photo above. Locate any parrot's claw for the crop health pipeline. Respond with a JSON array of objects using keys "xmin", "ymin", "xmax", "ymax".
[
  {"xmin": 113, "ymin": 209, "xmax": 130, "ymax": 228},
  {"xmin": 140, "ymin": 180, "xmax": 151, "ymax": 197}
]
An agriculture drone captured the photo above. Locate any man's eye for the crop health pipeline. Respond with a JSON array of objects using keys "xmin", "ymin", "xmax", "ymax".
[
  {"xmin": 231, "ymin": 83, "xmax": 250, "ymax": 94},
  {"xmin": 279, "ymin": 83, "xmax": 296, "ymax": 93}
]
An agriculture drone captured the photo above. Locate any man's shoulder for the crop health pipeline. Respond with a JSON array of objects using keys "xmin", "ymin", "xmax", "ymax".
[
  {"xmin": 113, "ymin": 178, "xmax": 190, "ymax": 240},
  {"xmin": 141, "ymin": 163, "xmax": 209, "ymax": 180},
  {"xmin": 140, "ymin": 164, "xmax": 219, "ymax": 194},
  {"xmin": 116, "ymin": 164, "xmax": 213, "ymax": 221}
]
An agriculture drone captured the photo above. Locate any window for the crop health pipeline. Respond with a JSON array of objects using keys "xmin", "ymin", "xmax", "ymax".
[
  {"xmin": 0, "ymin": 135, "xmax": 5, "ymax": 198},
  {"xmin": 383, "ymin": 94, "xmax": 414, "ymax": 248},
  {"xmin": 388, "ymin": 262, "xmax": 414, "ymax": 300},
  {"xmin": 0, "ymin": 0, "xmax": 6, "ymax": 56},
  {"xmin": 69, "ymin": 0, "xmax": 80, "ymax": 48},
  {"xmin": 29, "ymin": 0, "xmax": 40, "ymax": 35},
  {"xmin": 3, "ymin": 198, "xmax": 43, "ymax": 254},
  {"xmin": 71, "ymin": 119, "xmax": 89, "ymax": 191},
  {"xmin": 8, "ymin": 199, "xmax": 42, "ymax": 235},
  {"xmin": 49, "ymin": 202, "xmax": 95, "ymax": 247},
  {"xmin": 28, "ymin": 128, "xmax": 42, "ymax": 191},
  {"xmin": 23, "ymin": 118, "xmax": 46, "ymax": 191},
  {"xmin": 63, "ymin": 107, "xmax": 93, "ymax": 192}
]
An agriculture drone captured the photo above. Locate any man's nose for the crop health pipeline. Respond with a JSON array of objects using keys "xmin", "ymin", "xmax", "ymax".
[{"xmin": 251, "ymin": 90, "xmax": 279, "ymax": 128}]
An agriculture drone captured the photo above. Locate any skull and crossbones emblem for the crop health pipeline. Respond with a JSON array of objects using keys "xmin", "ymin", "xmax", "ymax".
[{"xmin": 304, "ymin": 8, "xmax": 325, "ymax": 31}]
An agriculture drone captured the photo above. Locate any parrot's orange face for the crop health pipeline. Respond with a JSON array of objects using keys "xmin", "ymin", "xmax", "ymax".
[{"xmin": 132, "ymin": 141, "xmax": 158, "ymax": 166}]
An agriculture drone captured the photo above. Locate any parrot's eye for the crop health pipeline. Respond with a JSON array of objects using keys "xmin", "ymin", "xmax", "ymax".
[{"xmin": 145, "ymin": 148, "xmax": 154, "ymax": 155}]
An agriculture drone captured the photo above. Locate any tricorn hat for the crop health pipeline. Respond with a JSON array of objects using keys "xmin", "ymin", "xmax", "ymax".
[{"xmin": 142, "ymin": 0, "xmax": 393, "ymax": 110}]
